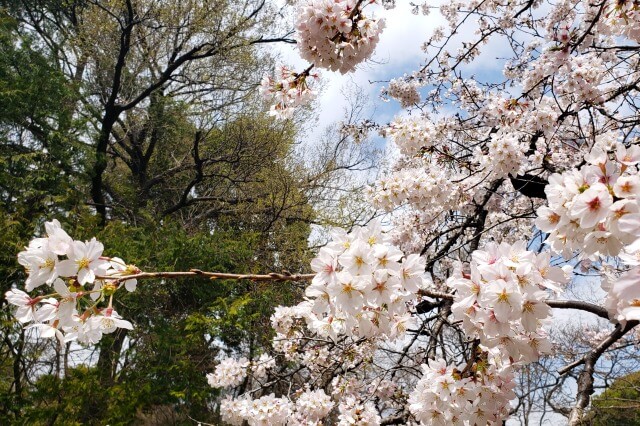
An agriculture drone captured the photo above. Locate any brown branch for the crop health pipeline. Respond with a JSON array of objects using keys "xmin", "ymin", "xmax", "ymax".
[
  {"xmin": 423, "ymin": 178, "xmax": 504, "ymax": 269},
  {"xmin": 546, "ymin": 300, "xmax": 609, "ymax": 320},
  {"xmin": 558, "ymin": 321, "xmax": 638, "ymax": 377},
  {"xmin": 104, "ymin": 270, "xmax": 316, "ymax": 284},
  {"xmin": 557, "ymin": 321, "xmax": 639, "ymax": 425},
  {"xmin": 417, "ymin": 289, "xmax": 455, "ymax": 300},
  {"xmin": 427, "ymin": 299, "xmax": 453, "ymax": 360}
]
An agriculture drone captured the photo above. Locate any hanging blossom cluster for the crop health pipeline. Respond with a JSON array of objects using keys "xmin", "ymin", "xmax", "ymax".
[
  {"xmin": 296, "ymin": 0, "xmax": 385, "ymax": 74},
  {"xmin": 475, "ymin": 130, "xmax": 528, "ymax": 178},
  {"xmin": 259, "ymin": 66, "xmax": 319, "ymax": 119},
  {"xmin": 297, "ymin": 220, "xmax": 429, "ymax": 339},
  {"xmin": 384, "ymin": 116, "xmax": 436, "ymax": 156},
  {"xmin": 6, "ymin": 220, "xmax": 138, "ymax": 344},
  {"xmin": 384, "ymin": 77, "xmax": 421, "ymax": 108},
  {"xmin": 408, "ymin": 356, "xmax": 516, "ymax": 425},
  {"xmin": 206, "ymin": 353, "xmax": 276, "ymax": 388},
  {"xmin": 368, "ymin": 163, "xmax": 460, "ymax": 213},
  {"xmin": 449, "ymin": 241, "xmax": 572, "ymax": 363},
  {"xmin": 535, "ymin": 139, "xmax": 640, "ymax": 259},
  {"xmin": 260, "ymin": 0, "xmax": 387, "ymax": 118}
]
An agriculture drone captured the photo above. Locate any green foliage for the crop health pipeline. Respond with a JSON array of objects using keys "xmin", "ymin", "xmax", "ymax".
[
  {"xmin": 0, "ymin": 11, "xmax": 85, "ymax": 220},
  {"xmin": 0, "ymin": 13, "xmax": 87, "ymax": 421},
  {"xmin": 21, "ymin": 364, "xmax": 192, "ymax": 426},
  {"xmin": 592, "ymin": 371, "xmax": 640, "ymax": 426},
  {"xmin": 1, "ymin": 216, "xmax": 305, "ymax": 424}
]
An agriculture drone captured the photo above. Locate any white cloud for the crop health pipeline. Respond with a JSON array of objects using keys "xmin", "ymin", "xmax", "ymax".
[
  {"xmin": 273, "ymin": 2, "xmax": 440, "ymax": 141},
  {"xmin": 271, "ymin": 2, "xmax": 527, "ymax": 144}
]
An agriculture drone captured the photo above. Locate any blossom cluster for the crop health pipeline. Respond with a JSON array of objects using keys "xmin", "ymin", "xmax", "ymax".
[
  {"xmin": 219, "ymin": 389, "xmax": 335, "ymax": 426},
  {"xmin": 449, "ymin": 241, "xmax": 571, "ymax": 363},
  {"xmin": 369, "ymin": 164, "xmax": 460, "ymax": 213},
  {"xmin": 554, "ymin": 54, "xmax": 606, "ymax": 106},
  {"xmin": 337, "ymin": 396, "xmax": 381, "ymax": 425},
  {"xmin": 483, "ymin": 96, "xmax": 558, "ymax": 137},
  {"xmin": 294, "ymin": 388, "xmax": 335, "ymax": 424},
  {"xmin": 522, "ymin": 47, "xmax": 607, "ymax": 107},
  {"xmin": 385, "ymin": 77, "xmax": 421, "ymax": 108},
  {"xmin": 300, "ymin": 221, "xmax": 429, "ymax": 339},
  {"xmin": 474, "ymin": 95, "xmax": 568, "ymax": 177},
  {"xmin": 206, "ymin": 356, "xmax": 249, "ymax": 388},
  {"xmin": 6, "ymin": 220, "xmax": 137, "ymax": 344},
  {"xmin": 207, "ymin": 353, "xmax": 275, "ymax": 388},
  {"xmin": 408, "ymin": 356, "xmax": 516, "ymax": 425},
  {"xmin": 296, "ymin": 0, "xmax": 385, "ymax": 74},
  {"xmin": 221, "ymin": 394, "xmax": 291, "ymax": 426},
  {"xmin": 384, "ymin": 116, "xmax": 436, "ymax": 156},
  {"xmin": 475, "ymin": 130, "xmax": 528, "ymax": 178},
  {"xmin": 535, "ymin": 141, "xmax": 640, "ymax": 259},
  {"xmin": 259, "ymin": 66, "xmax": 318, "ymax": 119},
  {"xmin": 268, "ymin": 222, "xmax": 429, "ymax": 343}
]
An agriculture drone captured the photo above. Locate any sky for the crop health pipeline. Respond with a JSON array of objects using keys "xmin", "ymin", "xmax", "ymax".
[
  {"xmin": 275, "ymin": 0, "xmax": 523, "ymax": 146},
  {"xmin": 276, "ymin": 3, "xmax": 437, "ymax": 141}
]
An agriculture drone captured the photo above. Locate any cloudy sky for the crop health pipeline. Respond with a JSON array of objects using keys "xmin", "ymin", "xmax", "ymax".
[
  {"xmin": 274, "ymin": 0, "xmax": 521, "ymax": 145},
  {"xmin": 277, "ymin": 3, "xmax": 437, "ymax": 140}
]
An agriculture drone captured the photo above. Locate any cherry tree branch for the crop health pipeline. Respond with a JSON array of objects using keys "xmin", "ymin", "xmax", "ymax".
[
  {"xmin": 106, "ymin": 270, "xmax": 612, "ymax": 323},
  {"xmin": 104, "ymin": 270, "xmax": 316, "ymax": 284},
  {"xmin": 545, "ymin": 300, "xmax": 610, "ymax": 320},
  {"xmin": 417, "ymin": 289, "xmax": 610, "ymax": 320},
  {"xmin": 561, "ymin": 320, "xmax": 639, "ymax": 425}
]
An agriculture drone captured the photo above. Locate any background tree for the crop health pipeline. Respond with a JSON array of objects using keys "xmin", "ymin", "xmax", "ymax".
[{"xmin": 592, "ymin": 370, "xmax": 640, "ymax": 425}]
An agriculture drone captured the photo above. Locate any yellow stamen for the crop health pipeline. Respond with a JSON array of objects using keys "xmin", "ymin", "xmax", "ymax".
[
  {"xmin": 76, "ymin": 257, "xmax": 90, "ymax": 270},
  {"xmin": 497, "ymin": 291, "xmax": 510, "ymax": 303}
]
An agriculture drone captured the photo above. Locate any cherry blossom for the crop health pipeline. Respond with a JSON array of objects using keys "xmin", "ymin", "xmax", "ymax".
[
  {"xmin": 296, "ymin": 0, "xmax": 385, "ymax": 74},
  {"xmin": 57, "ymin": 238, "xmax": 109, "ymax": 285},
  {"xmin": 450, "ymin": 241, "xmax": 569, "ymax": 363},
  {"xmin": 7, "ymin": 220, "xmax": 140, "ymax": 345},
  {"xmin": 8, "ymin": 0, "xmax": 640, "ymax": 423},
  {"xmin": 259, "ymin": 66, "xmax": 318, "ymax": 119},
  {"xmin": 18, "ymin": 240, "xmax": 60, "ymax": 291},
  {"xmin": 408, "ymin": 355, "xmax": 516, "ymax": 426},
  {"xmin": 536, "ymin": 144, "xmax": 640, "ymax": 259},
  {"xmin": 5, "ymin": 289, "xmax": 38, "ymax": 323},
  {"xmin": 207, "ymin": 357, "xmax": 250, "ymax": 388}
]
